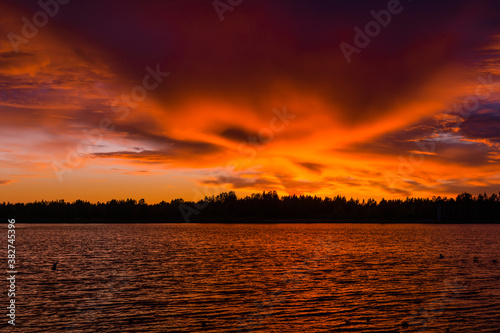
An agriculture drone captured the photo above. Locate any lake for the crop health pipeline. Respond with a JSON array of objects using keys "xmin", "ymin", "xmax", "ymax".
[{"xmin": 7, "ymin": 223, "xmax": 500, "ymax": 332}]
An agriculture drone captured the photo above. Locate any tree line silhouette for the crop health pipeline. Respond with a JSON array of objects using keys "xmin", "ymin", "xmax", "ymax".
[{"xmin": 1, "ymin": 191, "xmax": 499, "ymax": 223}]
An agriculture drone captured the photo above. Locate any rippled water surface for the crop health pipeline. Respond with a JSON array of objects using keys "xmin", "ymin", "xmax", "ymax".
[{"xmin": 5, "ymin": 223, "xmax": 500, "ymax": 332}]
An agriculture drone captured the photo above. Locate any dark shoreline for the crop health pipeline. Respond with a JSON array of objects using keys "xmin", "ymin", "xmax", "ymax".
[{"xmin": 3, "ymin": 191, "xmax": 500, "ymax": 224}]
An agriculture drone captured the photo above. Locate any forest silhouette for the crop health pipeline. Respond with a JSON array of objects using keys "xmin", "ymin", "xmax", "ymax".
[{"xmin": 2, "ymin": 191, "xmax": 499, "ymax": 223}]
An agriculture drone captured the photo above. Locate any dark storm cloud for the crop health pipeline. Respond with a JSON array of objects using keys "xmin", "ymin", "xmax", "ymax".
[
  {"xmin": 297, "ymin": 162, "xmax": 325, "ymax": 174},
  {"xmin": 7, "ymin": 0, "xmax": 500, "ymax": 125},
  {"xmin": 199, "ymin": 172, "xmax": 327, "ymax": 193},
  {"xmin": 0, "ymin": 51, "xmax": 33, "ymax": 60},
  {"xmin": 338, "ymin": 101, "xmax": 499, "ymax": 168},
  {"xmin": 172, "ymin": 140, "xmax": 222, "ymax": 156},
  {"xmin": 93, "ymin": 136, "xmax": 222, "ymax": 160},
  {"xmin": 218, "ymin": 127, "xmax": 255, "ymax": 142},
  {"xmin": 459, "ymin": 106, "xmax": 500, "ymax": 143},
  {"xmin": 369, "ymin": 180, "xmax": 411, "ymax": 197},
  {"xmin": 92, "ymin": 122, "xmax": 223, "ymax": 160},
  {"xmin": 110, "ymin": 124, "xmax": 221, "ymax": 156},
  {"xmin": 344, "ymin": 135, "xmax": 493, "ymax": 168},
  {"xmin": 200, "ymin": 176, "xmax": 278, "ymax": 190}
]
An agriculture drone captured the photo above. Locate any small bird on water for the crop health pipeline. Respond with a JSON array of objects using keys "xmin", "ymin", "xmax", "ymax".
[{"xmin": 52, "ymin": 261, "xmax": 58, "ymax": 271}]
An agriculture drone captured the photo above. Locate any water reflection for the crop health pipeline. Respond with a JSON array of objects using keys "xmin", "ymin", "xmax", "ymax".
[{"xmin": 11, "ymin": 223, "xmax": 500, "ymax": 332}]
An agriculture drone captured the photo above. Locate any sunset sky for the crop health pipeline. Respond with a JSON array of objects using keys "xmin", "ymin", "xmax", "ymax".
[{"xmin": 1, "ymin": 0, "xmax": 500, "ymax": 203}]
